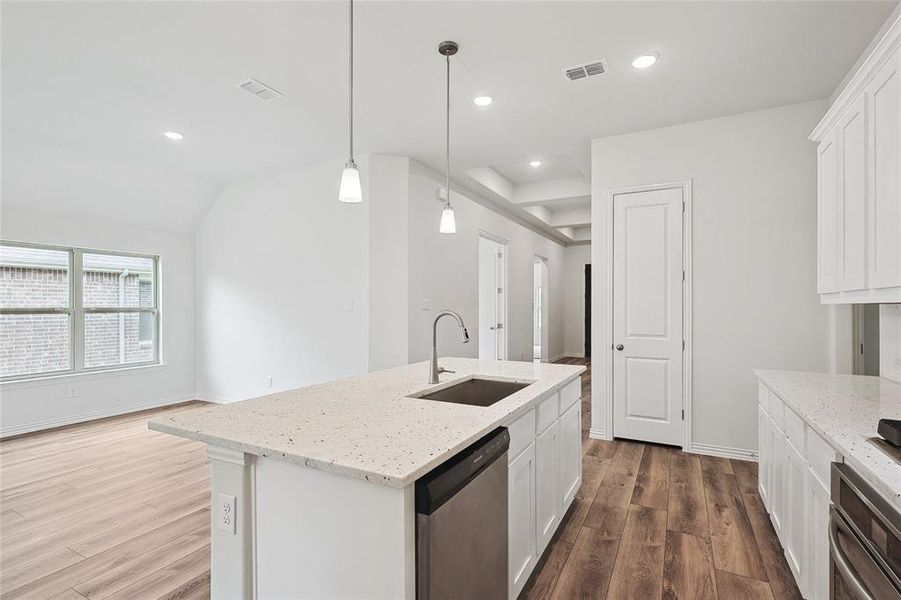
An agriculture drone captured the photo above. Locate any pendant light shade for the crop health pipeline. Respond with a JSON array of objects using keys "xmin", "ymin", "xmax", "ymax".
[
  {"xmin": 439, "ymin": 205, "xmax": 456, "ymax": 233},
  {"xmin": 438, "ymin": 40, "xmax": 459, "ymax": 233},
  {"xmin": 339, "ymin": 160, "xmax": 362, "ymax": 203},
  {"xmin": 339, "ymin": 0, "xmax": 362, "ymax": 203}
]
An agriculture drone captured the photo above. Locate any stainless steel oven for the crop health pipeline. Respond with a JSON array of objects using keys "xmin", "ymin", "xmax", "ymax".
[{"xmin": 830, "ymin": 463, "xmax": 901, "ymax": 599}]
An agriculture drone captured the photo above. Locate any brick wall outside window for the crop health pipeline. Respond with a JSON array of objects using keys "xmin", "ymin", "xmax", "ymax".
[{"xmin": 0, "ymin": 266, "xmax": 154, "ymax": 378}]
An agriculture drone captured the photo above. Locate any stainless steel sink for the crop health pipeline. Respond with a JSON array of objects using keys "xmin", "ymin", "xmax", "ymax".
[{"xmin": 410, "ymin": 377, "xmax": 532, "ymax": 407}]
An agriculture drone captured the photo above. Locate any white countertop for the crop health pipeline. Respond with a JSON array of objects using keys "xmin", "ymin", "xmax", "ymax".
[
  {"xmin": 754, "ymin": 369, "xmax": 901, "ymax": 508},
  {"xmin": 149, "ymin": 358, "xmax": 584, "ymax": 488}
]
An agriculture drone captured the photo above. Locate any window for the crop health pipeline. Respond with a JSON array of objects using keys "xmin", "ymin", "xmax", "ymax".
[{"xmin": 0, "ymin": 242, "xmax": 160, "ymax": 381}]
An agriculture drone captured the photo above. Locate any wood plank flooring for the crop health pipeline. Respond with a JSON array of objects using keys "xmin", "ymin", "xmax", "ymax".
[
  {"xmin": 521, "ymin": 357, "xmax": 802, "ymax": 600},
  {"xmin": 0, "ymin": 358, "xmax": 800, "ymax": 600}
]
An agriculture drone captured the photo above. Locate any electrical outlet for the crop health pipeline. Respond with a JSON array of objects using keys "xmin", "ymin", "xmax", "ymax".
[
  {"xmin": 266, "ymin": 375, "xmax": 273, "ymax": 388},
  {"xmin": 66, "ymin": 386, "xmax": 78, "ymax": 398},
  {"xmin": 218, "ymin": 493, "xmax": 236, "ymax": 534},
  {"xmin": 344, "ymin": 298, "xmax": 354, "ymax": 312}
]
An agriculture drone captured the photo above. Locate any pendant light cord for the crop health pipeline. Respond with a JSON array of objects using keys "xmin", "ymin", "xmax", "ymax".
[
  {"xmin": 445, "ymin": 52, "xmax": 450, "ymax": 206},
  {"xmin": 348, "ymin": 0, "xmax": 354, "ymax": 161}
]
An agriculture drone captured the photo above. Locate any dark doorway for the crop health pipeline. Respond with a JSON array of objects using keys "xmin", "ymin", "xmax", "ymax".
[{"xmin": 584, "ymin": 264, "xmax": 591, "ymax": 357}]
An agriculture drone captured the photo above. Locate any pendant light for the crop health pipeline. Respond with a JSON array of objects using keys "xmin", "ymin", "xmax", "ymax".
[
  {"xmin": 338, "ymin": 0, "xmax": 362, "ymax": 203},
  {"xmin": 438, "ymin": 41, "xmax": 458, "ymax": 233}
]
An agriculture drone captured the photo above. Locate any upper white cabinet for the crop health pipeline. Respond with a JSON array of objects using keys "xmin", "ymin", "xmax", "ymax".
[{"xmin": 812, "ymin": 19, "xmax": 901, "ymax": 303}]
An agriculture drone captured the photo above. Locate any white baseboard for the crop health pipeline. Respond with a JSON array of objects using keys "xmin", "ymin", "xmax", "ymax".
[
  {"xmin": 196, "ymin": 392, "xmax": 237, "ymax": 405},
  {"xmin": 588, "ymin": 428, "xmax": 609, "ymax": 440},
  {"xmin": 0, "ymin": 393, "xmax": 196, "ymax": 439},
  {"xmin": 687, "ymin": 441, "xmax": 758, "ymax": 462},
  {"xmin": 550, "ymin": 353, "xmax": 585, "ymax": 362}
]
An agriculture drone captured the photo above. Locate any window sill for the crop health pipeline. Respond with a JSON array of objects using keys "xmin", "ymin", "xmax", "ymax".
[{"xmin": 1, "ymin": 362, "xmax": 167, "ymax": 390}]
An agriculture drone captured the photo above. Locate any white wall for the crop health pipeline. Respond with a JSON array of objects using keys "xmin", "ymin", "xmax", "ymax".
[
  {"xmin": 195, "ymin": 159, "xmax": 370, "ymax": 402},
  {"xmin": 881, "ymin": 304, "xmax": 901, "ymax": 384},
  {"xmin": 407, "ymin": 162, "xmax": 567, "ymax": 363},
  {"xmin": 0, "ymin": 208, "xmax": 196, "ymax": 436},
  {"xmin": 590, "ymin": 100, "xmax": 831, "ymax": 455},
  {"xmin": 563, "ymin": 245, "xmax": 590, "ymax": 357}
]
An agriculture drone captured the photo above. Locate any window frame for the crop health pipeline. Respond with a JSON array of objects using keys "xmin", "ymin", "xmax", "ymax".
[{"xmin": 1, "ymin": 240, "xmax": 161, "ymax": 382}]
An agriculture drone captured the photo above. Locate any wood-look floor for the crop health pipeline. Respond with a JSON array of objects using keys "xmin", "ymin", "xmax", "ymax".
[
  {"xmin": 0, "ymin": 358, "xmax": 801, "ymax": 600},
  {"xmin": 522, "ymin": 357, "xmax": 802, "ymax": 600}
]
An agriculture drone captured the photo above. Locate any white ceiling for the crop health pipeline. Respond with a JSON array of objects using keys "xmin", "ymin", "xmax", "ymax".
[
  {"xmin": 1, "ymin": 1, "xmax": 896, "ymax": 232},
  {"xmin": 493, "ymin": 155, "xmax": 584, "ymax": 185}
]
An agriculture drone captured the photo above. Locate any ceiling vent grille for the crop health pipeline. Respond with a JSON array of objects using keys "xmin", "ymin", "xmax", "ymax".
[
  {"xmin": 563, "ymin": 59, "xmax": 608, "ymax": 81},
  {"xmin": 236, "ymin": 78, "xmax": 283, "ymax": 101}
]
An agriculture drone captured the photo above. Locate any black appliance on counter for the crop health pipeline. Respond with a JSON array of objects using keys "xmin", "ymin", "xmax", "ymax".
[{"xmin": 830, "ymin": 462, "xmax": 901, "ymax": 599}]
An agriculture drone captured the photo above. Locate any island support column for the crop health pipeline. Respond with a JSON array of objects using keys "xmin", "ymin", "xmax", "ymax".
[{"xmin": 207, "ymin": 446, "xmax": 256, "ymax": 599}]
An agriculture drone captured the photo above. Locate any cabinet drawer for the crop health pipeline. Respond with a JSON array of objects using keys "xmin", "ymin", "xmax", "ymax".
[
  {"xmin": 758, "ymin": 381, "xmax": 770, "ymax": 414},
  {"xmin": 507, "ymin": 409, "xmax": 536, "ymax": 463},
  {"xmin": 768, "ymin": 390, "xmax": 785, "ymax": 432},
  {"xmin": 806, "ymin": 425, "xmax": 842, "ymax": 489},
  {"xmin": 536, "ymin": 394, "xmax": 559, "ymax": 434},
  {"xmin": 559, "ymin": 379, "xmax": 581, "ymax": 413},
  {"xmin": 784, "ymin": 405, "xmax": 805, "ymax": 452}
]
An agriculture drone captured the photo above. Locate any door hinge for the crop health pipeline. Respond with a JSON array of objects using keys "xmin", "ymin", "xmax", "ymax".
[
  {"xmin": 497, "ymin": 251, "xmax": 504, "ymax": 259},
  {"xmin": 682, "ymin": 201, "xmax": 685, "ymax": 213},
  {"xmin": 860, "ymin": 343, "xmax": 864, "ymax": 355},
  {"xmin": 681, "ymin": 409, "xmax": 685, "ymax": 420},
  {"xmin": 682, "ymin": 270, "xmax": 685, "ymax": 282},
  {"xmin": 497, "ymin": 287, "xmax": 503, "ymax": 294},
  {"xmin": 682, "ymin": 340, "xmax": 685, "ymax": 351}
]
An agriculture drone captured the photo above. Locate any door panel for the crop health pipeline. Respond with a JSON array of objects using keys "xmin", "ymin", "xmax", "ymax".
[
  {"xmin": 478, "ymin": 237, "xmax": 506, "ymax": 360},
  {"xmin": 613, "ymin": 187, "xmax": 684, "ymax": 446},
  {"xmin": 839, "ymin": 97, "xmax": 868, "ymax": 291},
  {"xmin": 559, "ymin": 403, "xmax": 581, "ymax": 508},
  {"xmin": 508, "ymin": 444, "xmax": 536, "ymax": 599},
  {"xmin": 868, "ymin": 50, "xmax": 901, "ymax": 289},
  {"xmin": 535, "ymin": 421, "xmax": 559, "ymax": 555},
  {"xmin": 818, "ymin": 134, "xmax": 839, "ymax": 293}
]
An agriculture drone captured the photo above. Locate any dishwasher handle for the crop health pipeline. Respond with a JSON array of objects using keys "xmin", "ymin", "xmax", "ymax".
[{"xmin": 830, "ymin": 508, "xmax": 875, "ymax": 600}]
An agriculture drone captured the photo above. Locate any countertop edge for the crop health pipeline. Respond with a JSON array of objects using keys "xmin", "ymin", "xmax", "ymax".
[
  {"xmin": 754, "ymin": 369, "xmax": 901, "ymax": 510},
  {"xmin": 151, "ymin": 368, "xmax": 585, "ymax": 488}
]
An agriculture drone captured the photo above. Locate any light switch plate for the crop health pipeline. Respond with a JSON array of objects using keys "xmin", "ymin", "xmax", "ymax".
[{"xmin": 218, "ymin": 493, "xmax": 236, "ymax": 534}]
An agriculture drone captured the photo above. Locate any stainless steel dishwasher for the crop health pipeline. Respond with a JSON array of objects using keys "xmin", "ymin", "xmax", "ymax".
[{"xmin": 415, "ymin": 427, "xmax": 509, "ymax": 600}]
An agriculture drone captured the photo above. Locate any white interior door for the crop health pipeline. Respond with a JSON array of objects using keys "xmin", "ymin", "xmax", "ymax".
[
  {"xmin": 612, "ymin": 186, "xmax": 684, "ymax": 446},
  {"xmin": 532, "ymin": 258, "xmax": 548, "ymax": 362},
  {"xmin": 479, "ymin": 236, "xmax": 506, "ymax": 360}
]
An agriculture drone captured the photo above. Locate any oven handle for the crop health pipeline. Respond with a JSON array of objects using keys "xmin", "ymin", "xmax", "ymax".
[{"xmin": 830, "ymin": 509, "xmax": 875, "ymax": 600}]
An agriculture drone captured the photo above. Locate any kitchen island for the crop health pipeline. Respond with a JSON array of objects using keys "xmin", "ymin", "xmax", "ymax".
[{"xmin": 150, "ymin": 358, "xmax": 585, "ymax": 599}]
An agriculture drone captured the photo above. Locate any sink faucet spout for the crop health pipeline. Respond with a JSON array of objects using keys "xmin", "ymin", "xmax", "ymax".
[{"xmin": 430, "ymin": 310, "xmax": 469, "ymax": 384}]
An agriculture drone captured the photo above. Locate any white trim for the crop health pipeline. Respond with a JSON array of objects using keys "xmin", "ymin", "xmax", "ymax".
[
  {"xmin": 810, "ymin": 12, "xmax": 901, "ymax": 141},
  {"xmin": 548, "ymin": 353, "xmax": 569, "ymax": 363},
  {"xmin": 688, "ymin": 442, "xmax": 758, "ymax": 462},
  {"xmin": 588, "ymin": 428, "xmax": 607, "ymax": 440},
  {"xmin": 208, "ymin": 445, "xmax": 253, "ymax": 466},
  {"xmin": 1, "ymin": 362, "xmax": 169, "ymax": 390},
  {"xmin": 0, "ymin": 393, "xmax": 195, "ymax": 438},
  {"xmin": 819, "ymin": 286, "xmax": 901, "ymax": 304},
  {"xmin": 604, "ymin": 180, "xmax": 693, "ymax": 451}
]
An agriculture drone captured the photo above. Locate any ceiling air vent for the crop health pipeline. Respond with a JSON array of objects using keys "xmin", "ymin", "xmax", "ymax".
[
  {"xmin": 563, "ymin": 59, "xmax": 608, "ymax": 81},
  {"xmin": 236, "ymin": 78, "xmax": 283, "ymax": 101}
]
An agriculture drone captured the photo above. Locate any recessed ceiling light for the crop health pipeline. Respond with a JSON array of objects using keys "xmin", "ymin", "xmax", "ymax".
[
  {"xmin": 473, "ymin": 94, "xmax": 494, "ymax": 106},
  {"xmin": 163, "ymin": 131, "xmax": 184, "ymax": 141},
  {"xmin": 631, "ymin": 52, "xmax": 659, "ymax": 70},
  {"xmin": 529, "ymin": 160, "xmax": 542, "ymax": 168}
]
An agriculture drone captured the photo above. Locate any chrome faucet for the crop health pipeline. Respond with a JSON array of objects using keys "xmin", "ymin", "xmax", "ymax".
[{"xmin": 430, "ymin": 310, "xmax": 470, "ymax": 384}]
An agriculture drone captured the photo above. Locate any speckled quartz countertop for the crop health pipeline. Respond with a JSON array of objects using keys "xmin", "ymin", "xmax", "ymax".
[
  {"xmin": 754, "ymin": 369, "xmax": 901, "ymax": 509},
  {"xmin": 150, "ymin": 358, "xmax": 584, "ymax": 488}
]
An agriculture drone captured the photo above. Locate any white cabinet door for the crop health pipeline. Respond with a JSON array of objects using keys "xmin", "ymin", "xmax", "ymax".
[
  {"xmin": 770, "ymin": 417, "xmax": 786, "ymax": 540},
  {"xmin": 757, "ymin": 404, "xmax": 771, "ymax": 508},
  {"xmin": 535, "ymin": 420, "xmax": 559, "ymax": 555},
  {"xmin": 867, "ymin": 49, "xmax": 901, "ymax": 289},
  {"xmin": 807, "ymin": 472, "xmax": 832, "ymax": 600},
  {"xmin": 839, "ymin": 96, "xmax": 869, "ymax": 292},
  {"xmin": 784, "ymin": 439, "xmax": 809, "ymax": 597},
  {"xmin": 818, "ymin": 132, "xmax": 840, "ymax": 294},
  {"xmin": 508, "ymin": 443, "xmax": 537, "ymax": 599},
  {"xmin": 558, "ymin": 403, "xmax": 581, "ymax": 510}
]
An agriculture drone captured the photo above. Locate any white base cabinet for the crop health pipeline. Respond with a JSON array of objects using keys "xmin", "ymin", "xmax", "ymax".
[
  {"xmin": 757, "ymin": 379, "xmax": 842, "ymax": 599},
  {"xmin": 506, "ymin": 378, "xmax": 581, "ymax": 599}
]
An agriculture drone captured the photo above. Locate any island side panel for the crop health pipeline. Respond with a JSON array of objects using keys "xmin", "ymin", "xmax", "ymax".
[
  {"xmin": 254, "ymin": 456, "xmax": 416, "ymax": 599},
  {"xmin": 208, "ymin": 446, "xmax": 256, "ymax": 599}
]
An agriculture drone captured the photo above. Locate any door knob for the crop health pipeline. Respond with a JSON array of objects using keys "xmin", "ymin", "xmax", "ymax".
[{"xmin": 616, "ymin": 344, "xmax": 624, "ymax": 351}]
